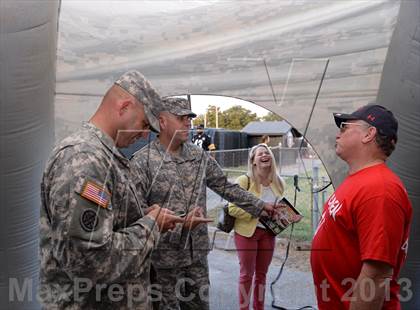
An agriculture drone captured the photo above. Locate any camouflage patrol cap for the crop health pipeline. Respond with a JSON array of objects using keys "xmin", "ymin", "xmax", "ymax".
[
  {"xmin": 162, "ymin": 97, "xmax": 197, "ymax": 117},
  {"xmin": 114, "ymin": 70, "xmax": 162, "ymax": 132}
]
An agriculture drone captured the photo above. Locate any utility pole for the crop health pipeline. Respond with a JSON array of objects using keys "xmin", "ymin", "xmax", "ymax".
[
  {"xmin": 215, "ymin": 106, "xmax": 219, "ymax": 129},
  {"xmin": 204, "ymin": 110, "xmax": 207, "ymax": 128},
  {"xmin": 187, "ymin": 94, "xmax": 193, "ymax": 129}
]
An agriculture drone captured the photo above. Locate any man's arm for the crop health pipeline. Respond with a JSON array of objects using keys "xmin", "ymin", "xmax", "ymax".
[
  {"xmin": 350, "ymin": 191, "xmax": 408, "ymax": 309},
  {"xmin": 44, "ymin": 150, "xmax": 160, "ymax": 285},
  {"xmin": 349, "ymin": 260, "xmax": 393, "ymax": 310},
  {"xmin": 131, "ymin": 150, "xmax": 153, "ymax": 209},
  {"xmin": 205, "ymin": 154, "xmax": 266, "ymax": 218}
]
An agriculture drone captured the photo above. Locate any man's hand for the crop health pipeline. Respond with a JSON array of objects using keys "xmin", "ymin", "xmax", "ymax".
[
  {"xmin": 184, "ymin": 207, "xmax": 213, "ymax": 230},
  {"xmin": 261, "ymin": 202, "xmax": 286, "ymax": 217},
  {"xmin": 261, "ymin": 203, "xmax": 274, "ymax": 217},
  {"xmin": 145, "ymin": 204, "xmax": 184, "ymax": 232}
]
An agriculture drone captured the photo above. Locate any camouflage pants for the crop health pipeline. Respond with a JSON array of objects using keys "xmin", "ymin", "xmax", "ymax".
[{"xmin": 152, "ymin": 258, "xmax": 210, "ymax": 310}]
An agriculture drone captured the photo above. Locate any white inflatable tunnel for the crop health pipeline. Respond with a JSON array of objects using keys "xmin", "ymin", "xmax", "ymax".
[
  {"xmin": 0, "ymin": 1, "xmax": 419, "ymax": 309},
  {"xmin": 0, "ymin": 1, "xmax": 59, "ymax": 308}
]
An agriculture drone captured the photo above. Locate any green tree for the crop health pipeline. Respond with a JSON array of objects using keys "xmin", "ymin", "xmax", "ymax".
[
  {"xmin": 192, "ymin": 105, "xmax": 224, "ymax": 128},
  {"xmin": 193, "ymin": 105, "xmax": 261, "ymax": 130},
  {"xmin": 193, "ymin": 115, "xmax": 205, "ymax": 127},
  {"xmin": 205, "ymin": 105, "xmax": 225, "ymax": 128},
  {"xmin": 261, "ymin": 111, "xmax": 282, "ymax": 121},
  {"xmin": 222, "ymin": 105, "xmax": 259, "ymax": 130}
]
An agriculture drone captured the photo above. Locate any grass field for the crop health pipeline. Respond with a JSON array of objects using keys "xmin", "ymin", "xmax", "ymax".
[{"xmin": 208, "ymin": 163, "xmax": 334, "ymax": 242}]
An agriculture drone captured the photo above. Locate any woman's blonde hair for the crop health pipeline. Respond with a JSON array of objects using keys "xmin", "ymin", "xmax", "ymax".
[{"xmin": 247, "ymin": 143, "xmax": 284, "ymax": 195}]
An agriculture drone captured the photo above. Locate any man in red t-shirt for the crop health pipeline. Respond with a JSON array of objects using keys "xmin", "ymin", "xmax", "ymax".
[{"xmin": 311, "ymin": 104, "xmax": 412, "ymax": 310}]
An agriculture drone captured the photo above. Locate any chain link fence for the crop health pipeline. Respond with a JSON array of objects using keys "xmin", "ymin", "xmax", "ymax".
[{"xmin": 207, "ymin": 145, "xmax": 333, "ymax": 242}]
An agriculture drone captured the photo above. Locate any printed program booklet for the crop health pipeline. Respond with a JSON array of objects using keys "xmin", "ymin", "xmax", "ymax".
[{"xmin": 259, "ymin": 197, "xmax": 302, "ymax": 235}]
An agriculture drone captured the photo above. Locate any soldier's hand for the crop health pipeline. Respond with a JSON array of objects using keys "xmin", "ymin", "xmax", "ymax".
[
  {"xmin": 261, "ymin": 203, "xmax": 275, "ymax": 217},
  {"xmin": 146, "ymin": 205, "xmax": 184, "ymax": 232},
  {"xmin": 185, "ymin": 207, "xmax": 213, "ymax": 230},
  {"xmin": 261, "ymin": 202, "xmax": 287, "ymax": 218}
]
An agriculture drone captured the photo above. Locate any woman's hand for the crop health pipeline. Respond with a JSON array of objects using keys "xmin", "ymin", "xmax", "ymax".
[{"xmin": 291, "ymin": 214, "xmax": 303, "ymax": 223}]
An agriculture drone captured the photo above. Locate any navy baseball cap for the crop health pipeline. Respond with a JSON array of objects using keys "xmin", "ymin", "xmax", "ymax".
[{"xmin": 333, "ymin": 104, "xmax": 398, "ymax": 140}]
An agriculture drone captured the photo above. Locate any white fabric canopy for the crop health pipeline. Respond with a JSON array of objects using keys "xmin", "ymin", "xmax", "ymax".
[
  {"xmin": 5, "ymin": 2, "xmax": 420, "ymax": 309},
  {"xmin": 56, "ymin": 0, "xmax": 401, "ymax": 184}
]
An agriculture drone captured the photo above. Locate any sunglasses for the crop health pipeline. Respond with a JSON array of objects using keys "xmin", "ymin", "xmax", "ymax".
[{"xmin": 339, "ymin": 122, "xmax": 370, "ymax": 133}]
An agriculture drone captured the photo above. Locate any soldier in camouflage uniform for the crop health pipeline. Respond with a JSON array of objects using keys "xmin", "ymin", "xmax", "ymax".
[
  {"xmin": 132, "ymin": 97, "xmax": 277, "ymax": 310},
  {"xmin": 39, "ymin": 71, "xmax": 183, "ymax": 309}
]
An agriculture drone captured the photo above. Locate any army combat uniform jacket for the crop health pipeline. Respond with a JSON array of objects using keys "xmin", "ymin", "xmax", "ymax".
[
  {"xmin": 132, "ymin": 140, "xmax": 264, "ymax": 269},
  {"xmin": 39, "ymin": 122, "xmax": 160, "ymax": 309}
]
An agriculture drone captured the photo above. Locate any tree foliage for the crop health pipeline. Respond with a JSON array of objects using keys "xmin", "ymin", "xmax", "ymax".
[
  {"xmin": 222, "ymin": 105, "xmax": 259, "ymax": 130},
  {"xmin": 192, "ymin": 105, "xmax": 222, "ymax": 128},
  {"xmin": 261, "ymin": 111, "xmax": 282, "ymax": 121},
  {"xmin": 192, "ymin": 115, "xmax": 205, "ymax": 127},
  {"xmin": 192, "ymin": 106, "xmax": 282, "ymax": 130},
  {"xmin": 193, "ymin": 105, "xmax": 259, "ymax": 130}
]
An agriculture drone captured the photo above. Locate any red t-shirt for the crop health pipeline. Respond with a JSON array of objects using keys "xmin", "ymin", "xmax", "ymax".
[{"xmin": 311, "ymin": 163, "xmax": 412, "ymax": 310}]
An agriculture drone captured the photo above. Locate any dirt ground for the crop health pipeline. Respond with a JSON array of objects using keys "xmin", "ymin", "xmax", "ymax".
[
  {"xmin": 210, "ymin": 229, "xmax": 313, "ymax": 273},
  {"xmin": 271, "ymin": 238, "xmax": 312, "ymax": 273}
]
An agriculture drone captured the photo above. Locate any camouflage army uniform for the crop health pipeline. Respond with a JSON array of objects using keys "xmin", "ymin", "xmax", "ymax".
[
  {"xmin": 39, "ymin": 122, "xmax": 160, "ymax": 309},
  {"xmin": 132, "ymin": 140, "xmax": 265, "ymax": 310}
]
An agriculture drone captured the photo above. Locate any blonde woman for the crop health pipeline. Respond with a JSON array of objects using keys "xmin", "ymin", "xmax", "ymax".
[{"xmin": 229, "ymin": 144, "xmax": 286, "ymax": 310}]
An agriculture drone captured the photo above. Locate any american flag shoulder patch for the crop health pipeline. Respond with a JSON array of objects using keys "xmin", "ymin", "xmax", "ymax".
[{"xmin": 81, "ymin": 180, "xmax": 111, "ymax": 209}]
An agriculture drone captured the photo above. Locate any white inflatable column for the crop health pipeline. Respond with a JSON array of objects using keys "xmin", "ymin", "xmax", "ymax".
[
  {"xmin": 377, "ymin": 1, "xmax": 420, "ymax": 308},
  {"xmin": 0, "ymin": 1, "xmax": 59, "ymax": 308}
]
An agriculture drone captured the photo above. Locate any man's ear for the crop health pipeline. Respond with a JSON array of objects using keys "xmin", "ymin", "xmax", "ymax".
[
  {"xmin": 117, "ymin": 98, "xmax": 132, "ymax": 116},
  {"xmin": 158, "ymin": 115, "xmax": 166, "ymax": 131},
  {"xmin": 362, "ymin": 126, "xmax": 377, "ymax": 144}
]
